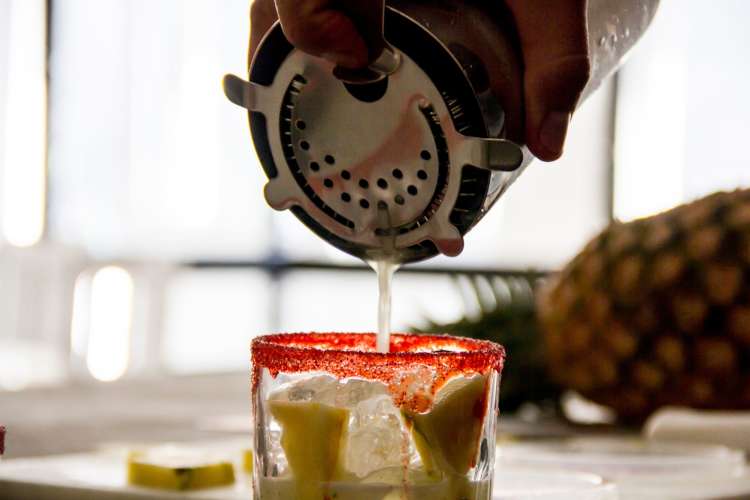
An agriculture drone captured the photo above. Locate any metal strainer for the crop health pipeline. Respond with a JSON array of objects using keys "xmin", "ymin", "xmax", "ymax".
[{"xmin": 224, "ymin": 5, "xmax": 531, "ymax": 263}]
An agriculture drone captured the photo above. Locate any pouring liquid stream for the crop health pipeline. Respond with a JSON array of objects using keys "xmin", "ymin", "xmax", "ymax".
[
  {"xmin": 374, "ymin": 260, "xmax": 398, "ymax": 352},
  {"xmin": 368, "ymin": 202, "xmax": 401, "ymax": 353}
]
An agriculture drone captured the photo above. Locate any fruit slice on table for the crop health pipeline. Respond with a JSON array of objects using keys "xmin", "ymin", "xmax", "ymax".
[
  {"xmin": 269, "ymin": 400, "xmax": 350, "ymax": 499},
  {"xmin": 404, "ymin": 374, "xmax": 489, "ymax": 476},
  {"xmin": 127, "ymin": 446, "xmax": 235, "ymax": 490},
  {"xmin": 242, "ymin": 449, "xmax": 253, "ymax": 474}
]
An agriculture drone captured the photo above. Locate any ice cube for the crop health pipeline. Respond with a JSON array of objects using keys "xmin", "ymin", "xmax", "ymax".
[
  {"xmin": 346, "ymin": 394, "xmax": 412, "ymax": 478},
  {"xmin": 268, "ymin": 375, "xmax": 418, "ymax": 478},
  {"xmin": 268, "ymin": 374, "xmax": 339, "ymax": 405},
  {"xmin": 269, "ymin": 374, "xmax": 390, "ymax": 408},
  {"xmin": 336, "ymin": 377, "xmax": 389, "ymax": 407},
  {"xmin": 266, "ymin": 423, "xmax": 288, "ymax": 477}
]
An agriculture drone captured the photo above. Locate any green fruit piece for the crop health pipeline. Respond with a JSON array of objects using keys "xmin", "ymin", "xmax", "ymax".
[
  {"xmin": 269, "ymin": 400, "xmax": 349, "ymax": 500},
  {"xmin": 404, "ymin": 374, "xmax": 489, "ymax": 476}
]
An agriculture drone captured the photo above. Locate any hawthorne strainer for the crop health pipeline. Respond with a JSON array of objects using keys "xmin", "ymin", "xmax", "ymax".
[
  {"xmin": 224, "ymin": 0, "xmax": 658, "ymax": 263},
  {"xmin": 223, "ymin": 2, "xmax": 535, "ymax": 263}
]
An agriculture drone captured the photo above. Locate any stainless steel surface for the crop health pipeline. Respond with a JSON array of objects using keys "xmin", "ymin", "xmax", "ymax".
[
  {"xmin": 225, "ymin": 36, "xmax": 526, "ymax": 261},
  {"xmin": 333, "ymin": 46, "xmax": 401, "ymax": 84},
  {"xmin": 225, "ymin": 0, "xmax": 660, "ymax": 263},
  {"xmin": 585, "ymin": 0, "xmax": 661, "ymax": 100}
]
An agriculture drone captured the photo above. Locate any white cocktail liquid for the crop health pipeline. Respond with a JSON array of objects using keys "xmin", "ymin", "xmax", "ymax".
[
  {"xmin": 372, "ymin": 259, "xmax": 399, "ymax": 353},
  {"xmin": 369, "ymin": 203, "xmax": 401, "ymax": 353},
  {"xmin": 259, "ymin": 477, "xmax": 491, "ymax": 500}
]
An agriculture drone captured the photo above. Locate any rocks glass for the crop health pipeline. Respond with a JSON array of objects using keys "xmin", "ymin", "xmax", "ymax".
[{"xmin": 251, "ymin": 333, "xmax": 505, "ymax": 500}]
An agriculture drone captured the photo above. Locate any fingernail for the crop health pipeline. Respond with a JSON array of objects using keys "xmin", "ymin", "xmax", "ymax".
[
  {"xmin": 539, "ymin": 111, "xmax": 571, "ymax": 157},
  {"xmin": 322, "ymin": 51, "xmax": 366, "ymax": 69}
]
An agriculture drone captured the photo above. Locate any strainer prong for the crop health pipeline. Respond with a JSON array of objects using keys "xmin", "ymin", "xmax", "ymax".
[
  {"xmin": 454, "ymin": 136, "xmax": 528, "ymax": 173},
  {"xmin": 223, "ymin": 74, "xmax": 268, "ymax": 113}
]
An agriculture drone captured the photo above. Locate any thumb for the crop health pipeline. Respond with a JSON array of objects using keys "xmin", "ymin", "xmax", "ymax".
[
  {"xmin": 249, "ymin": 0, "xmax": 279, "ymax": 68},
  {"xmin": 506, "ymin": 0, "xmax": 590, "ymax": 161},
  {"xmin": 275, "ymin": 0, "xmax": 369, "ymax": 68}
]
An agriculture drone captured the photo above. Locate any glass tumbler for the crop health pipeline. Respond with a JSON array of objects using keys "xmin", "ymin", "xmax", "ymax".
[{"xmin": 251, "ymin": 332, "xmax": 505, "ymax": 500}]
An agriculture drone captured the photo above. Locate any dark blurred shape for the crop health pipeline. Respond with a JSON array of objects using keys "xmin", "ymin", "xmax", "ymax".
[{"xmin": 417, "ymin": 273, "xmax": 561, "ymax": 413}]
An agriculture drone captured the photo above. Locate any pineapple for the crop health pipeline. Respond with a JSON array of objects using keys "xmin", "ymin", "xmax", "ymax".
[{"xmin": 539, "ymin": 189, "xmax": 750, "ymax": 423}]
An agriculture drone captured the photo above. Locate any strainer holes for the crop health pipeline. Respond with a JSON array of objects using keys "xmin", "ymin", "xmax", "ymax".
[
  {"xmin": 310, "ymin": 161, "xmax": 320, "ymax": 172},
  {"xmin": 378, "ymin": 201, "xmax": 388, "ymax": 210},
  {"xmin": 407, "ymin": 185, "xmax": 418, "ymax": 196},
  {"xmin": 395, "ymin": 195, "xmax": 405, "ymax": 205},
  {"xmin": 392, "ymin": 169, "xmax": 403, "ymax": 179},
  {"xmin": 325, "ymin": 155, "xmax": 335, "ymax": 165},
  {"xmin": 341, "ymin": 192, "xmax": 351, "ymax": 202},
  {"xmin": 300, "ymin": 141, "xmax": 310, "ymax": 151},
  {"xmin": 377, "ymin": 178, "xmax": 388, "ymax": 189},
  {"xmin": 324, "ymin": 178, "xmax": 334, "ymax": 188},
  {"xmin": 417, "ymin": 170, "xmax": 428, "ymax": 180},
  {"xmin": 420, "ymin": 150, "xmax": 431, "ymax": 161},
  {"xmin": 360, "ymin": 199, "xmax": 370, "ymax": 209},
  {"xmin": 341, "ymin": 170, "xmax": 351, "ymax": 180},
  {"xmin": 359, "ymin": 179, "xmax": 369, "ymax": 189},
  {"xmin": 296, "ymin": 120, "xmax": 306, "ymax": 130}
]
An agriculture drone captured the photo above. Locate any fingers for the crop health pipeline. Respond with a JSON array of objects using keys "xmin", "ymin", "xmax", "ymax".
[
  {"xmin": 275, "ymin": 0, "xmax": 369, "ymax": 68},
  {"xmin": 506, "ymin": 0, "xmax": 590, "ymax": 161},
  {"xmin": 249, "ymin": 0, "xmax": 278, "ymax": 67},
  {"xmin": 249, "ymin": 0, "xmax": 370, "ymax": 69}
]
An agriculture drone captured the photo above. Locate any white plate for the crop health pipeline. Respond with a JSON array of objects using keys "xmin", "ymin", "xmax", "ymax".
[
  {"xmin": 0, "ymin": 451, "xmax": 617, "ymax": 500},
  {"xmin": 493, "ymin": 466, "xmax": 617, "ymax": 499},
  {"xmin": 0, "ymin": 452, "xmax": 252, "ymax": 500},
  {"xmin": 498, "ymin": 438, "xmax": 750, "ymax": 500},
  {"xmin": 498, "ymin": 438, "xmax": 745, "ymax": 477}
]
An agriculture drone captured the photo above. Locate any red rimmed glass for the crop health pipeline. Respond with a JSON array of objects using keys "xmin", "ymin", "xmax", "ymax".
[{"xmin": 251, "ymin": 333, "xmax": 505, "ymax": 500}]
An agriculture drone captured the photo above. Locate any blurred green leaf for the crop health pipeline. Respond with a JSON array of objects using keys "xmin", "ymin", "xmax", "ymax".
[{"xmin": 414, "ymin": 273, "xmax": 561, "ymax": 412}]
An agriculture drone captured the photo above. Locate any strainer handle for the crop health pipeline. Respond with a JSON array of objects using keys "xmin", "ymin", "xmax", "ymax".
[
  {"xmin": 333, "ymin": 0, "xmax": 400, "ymax": 84},
  {"xmin": 339, "ymin": 0, "xmax": 386, "ymax": 62}
]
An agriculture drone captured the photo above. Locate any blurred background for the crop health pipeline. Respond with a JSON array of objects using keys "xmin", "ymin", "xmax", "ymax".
[{"xmin": 1, "ymin": 0, "xmax": 749, "ymax": 456}]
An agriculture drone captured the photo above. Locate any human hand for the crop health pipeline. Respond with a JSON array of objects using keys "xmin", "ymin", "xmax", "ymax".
[
  {"xmin": 249, "ymin": 0, "xmax": 370, "ymax": 70},
  {"xmin": 248, "ymin": 0, "xmax": 590, "ymax": 161},
  {"xmin": 505, "ymin": 0, "xmax": 589, "ymax": 161}
]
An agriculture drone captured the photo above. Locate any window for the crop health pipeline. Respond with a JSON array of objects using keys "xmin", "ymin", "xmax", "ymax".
[
  {"xmin": 0, "ymin": 0, "xmax": 47, "ymax": 247},
  {"xmin": 48, "ymin": 0, "xmax": 267, "ymax": 260},
  {"xmin": 0, "ymin": 0, "xmax": 55, "ymax": 391},
  {"xmin": 48, "ymin": 0, "xmax": 613, "ymax": 269},
  {"xmin": 614, "ymin": 0, "xmax": 750, "ymax": 221},
  {"xmin": 14, "ymin": 0, "xmax": 748, "ymax": 383},
  {"xmin": 37, "ymin": 0, "xmax": 616, "ymax": 378}
]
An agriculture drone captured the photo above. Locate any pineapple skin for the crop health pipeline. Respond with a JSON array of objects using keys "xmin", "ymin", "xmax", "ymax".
[{"xmin": 539, "ymin": 189, "xmax": 750, "ymax": 423}]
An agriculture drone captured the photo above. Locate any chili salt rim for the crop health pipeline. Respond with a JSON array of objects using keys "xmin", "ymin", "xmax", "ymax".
[
  {"xmin": 252, "ymin": 332, "xmax": 504, "ymax": 376},
  {"xmin": 251, "ymin": 332, "xmax": 504, "ymax": 413}
]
